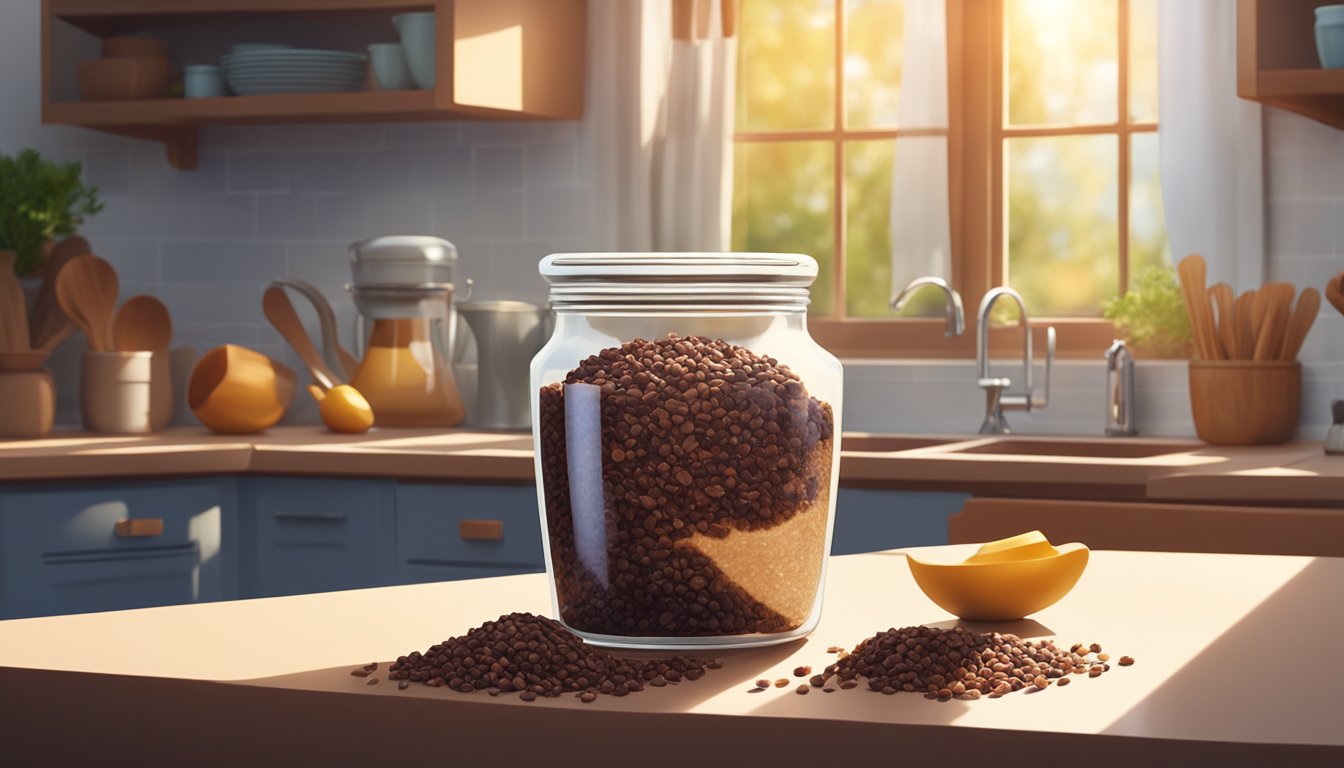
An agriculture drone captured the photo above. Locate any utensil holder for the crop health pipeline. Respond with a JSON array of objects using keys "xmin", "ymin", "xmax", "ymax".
[
  {"xmin": 80, "ymin": 351, "xmax": 172, "ymax": 433},
  {"xmin": 1188, "ymin": 360, "xmax": 1300, "ymax": 445},
  {"xmin": 0, "ymin": 369, "xmax": 56, "ymax": 438}
]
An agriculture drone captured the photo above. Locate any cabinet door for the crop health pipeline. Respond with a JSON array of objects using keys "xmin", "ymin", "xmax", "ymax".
[
  {"xmin": 0, "ymin": 480, "xmax": 232, "ymax": 619},
  {"xmin": 239, "ymin": 477, "xmax": 395, "ymax": 598},
  {"xmin": 394, "ymin": 484, "xmax": 544, "ymax": 584},
  {"xmin": 831, "ymin": 489, "xmax": 969, "ymax": 555}
]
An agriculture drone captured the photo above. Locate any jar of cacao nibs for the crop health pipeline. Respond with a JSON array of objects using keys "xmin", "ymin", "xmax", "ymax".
[{"xmin": 531, "ymin": 253, "xmax": 842, "ymax": 649}]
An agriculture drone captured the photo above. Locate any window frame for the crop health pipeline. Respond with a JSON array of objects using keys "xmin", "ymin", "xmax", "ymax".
[{"xmin": 734, "ymin": 0, "xmax": 1160, "ymax": 359}]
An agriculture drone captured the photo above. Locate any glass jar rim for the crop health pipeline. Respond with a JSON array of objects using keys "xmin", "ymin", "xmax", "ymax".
[{"xmin": 541, "ymin": 252, "xmax": 817, "ymax": 309}]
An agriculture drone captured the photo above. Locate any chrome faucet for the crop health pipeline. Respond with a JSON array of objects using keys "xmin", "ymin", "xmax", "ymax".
[
  {"xmin": 976, "ymin": 286, "xmax": 1054, "ymax": 434},
  {"xmin": 890, "ymin": 276, "xmax": 965, "ymax": 336}
]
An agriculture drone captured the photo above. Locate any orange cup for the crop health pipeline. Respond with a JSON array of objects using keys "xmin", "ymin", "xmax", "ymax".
[{"xmin": 188, "ymin": 344, "xmax": 296, "ymax": 434}]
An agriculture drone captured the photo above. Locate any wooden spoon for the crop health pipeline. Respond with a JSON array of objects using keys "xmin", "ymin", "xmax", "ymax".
[
  {"xmin": 1280, "ymin": 286, "xmax": 1320, "ymax": 361},
  {"xmin": 0, "ymin": 251, "xmax": 30, "ymax": 352},
  {"xmin": 1327, "ymin": 271, "xmax": 1344, "ymax": 316},
  {"xmin": 1209, "ymin": 283, "xmax": 1236, "ymax": 360},
  {"xmin": 55, "ymin": 255, "xmax": 119, "ymax": 352},
  {"xmin": 1234, "ymin": 290, "xmax": 1257, "ymax": 360},
  {"xmin": 1253, "ymin": 282, "xmax": 1294, "ymax": 361},
  {"xmin": 1177, "ymin": 254, "xmax": 1217, "ymax": 359},
  {"xmin": 262, "ymin": 285, "xmax": 341, "ymax": 391},
  {"xmin": 28, "ymin": 235, "xmax": 90, "ymax": 352},
  {"xmin": 113, "ymin": 295, "xmax": 172, "ymax": 353}
]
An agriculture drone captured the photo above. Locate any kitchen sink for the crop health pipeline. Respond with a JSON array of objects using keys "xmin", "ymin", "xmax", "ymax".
[
  {"xmin": 840, "ymin": 435, "xmax": 965, "ymax": 453},
  {"xmin": 951, "ymin": 439, "xmax": 1203, "ymax": 459}
]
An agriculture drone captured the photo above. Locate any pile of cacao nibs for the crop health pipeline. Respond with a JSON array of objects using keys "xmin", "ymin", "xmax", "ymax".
[
  {"xmin": 539, "ymin": 334, "xmax": 836, "ymax": 638},
  {"xmin": 749, "ymin": 626, "xmax": 1134, "ymax": 699},
  {"xmin": 380, "ymin": 612, "xmax": 721, "ymax": 703}
]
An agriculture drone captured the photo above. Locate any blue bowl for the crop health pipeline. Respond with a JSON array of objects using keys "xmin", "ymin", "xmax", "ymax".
[{"xmin": 1317, "ymin": 7, "xmax": 1344, "ymax": 68}]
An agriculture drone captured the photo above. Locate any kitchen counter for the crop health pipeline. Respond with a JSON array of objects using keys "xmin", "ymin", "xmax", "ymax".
[
  {"xmin": 1, "ymin": 548, "xmax": 1339, "ymax": 766},
  {"xmin": 1, "ymin": 427, "xmax": 1339, "ymax": 505}
]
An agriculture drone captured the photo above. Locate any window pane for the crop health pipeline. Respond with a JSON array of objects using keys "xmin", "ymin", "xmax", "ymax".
[
  {"xmin": 732, "ymin": 141, "xmax": 836, "ymax": 315},
  {"xmin": 1006, "ymin": 135, "xmax": 1119, "ymax": 316},
  {"xmin": 845, "ymin": 139, "xmax": 894, "ymax": 316},
  {"xmin": 737, "ymin": 0, "xmax": 836, "ymax": 132},
  {"xmin": 1005, "ymin": 0, "xmax": 1118, "ymax": 126},
  {"xmin": 845, "ymin": 0, "xmax": 903, "ymax": 129},
  {"xmin": 1129, "ymin": 0, "xmax": 1159, "ymax": 123},
  {"xmin": 1129, "ymin": 132, "xmax": 1169, "ymax": 281}
]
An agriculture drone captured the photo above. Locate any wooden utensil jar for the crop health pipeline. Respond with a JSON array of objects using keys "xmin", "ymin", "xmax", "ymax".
[{"xmin": 1188, "ymin": 360, "xmax": 1300, "ymax": 445}]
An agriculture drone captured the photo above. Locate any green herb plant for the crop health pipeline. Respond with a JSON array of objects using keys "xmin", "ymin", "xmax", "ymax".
[
  {"xmin": 0, "ymin": 149, "xmax": 103, "ymax": 277},
  {"xmin": 1102, "ymin": 264, "xmax": 1192, "ymax": 358}
]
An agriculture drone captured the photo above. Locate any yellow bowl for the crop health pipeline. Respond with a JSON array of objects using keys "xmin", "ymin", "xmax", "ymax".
[
  {"xmin": 188, "ymin": 344, "xmax": 296, "ymax": 434},
  {"xmin": 906, "ymin": 531, "xmax": 1089, "ymax": 621}
]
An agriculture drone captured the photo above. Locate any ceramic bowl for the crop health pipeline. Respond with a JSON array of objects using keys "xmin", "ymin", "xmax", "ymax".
[
  {"xmin": 905, "ymin": 531, "xmax": 1090, "ymax": 621},
  {"xmin": 1317, "ymin": 7, "xmax": 1344, "ymax": 68},
  {"xmin": 393, "ymin": 12, "xmax": 436, "ymax": 89},
  {"xmin": 189, "ymin": 344, "xmax": 295, "ymax": 434},
  {"xmin": 77, "ymin": 57, "xmax": 170, "ymax": 101}
]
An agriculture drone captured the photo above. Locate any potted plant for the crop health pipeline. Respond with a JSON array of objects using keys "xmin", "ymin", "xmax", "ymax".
[
  {"xmin": 0, "ymin": 149, "xmax": 102, "ymax": 278},
  {"xmin": 1102, "ymin": 264, "xmax": 1193, "ymax": 359}
]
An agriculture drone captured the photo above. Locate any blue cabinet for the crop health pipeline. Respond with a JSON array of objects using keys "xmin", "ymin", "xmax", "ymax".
[
  {"xmin": 239, "ymin": 477, "xmax": 395, "ymax": 598},
  {"xmin": 0, "ymin": 479, "xmax": 236, "ymax": 619},
  {"xmin": 394, "ymin": 483, "xmax": 545, "ymax": 584},
  {"xmin": 831, "ymin": 488, "xmax": 968, "ymax": 555}
]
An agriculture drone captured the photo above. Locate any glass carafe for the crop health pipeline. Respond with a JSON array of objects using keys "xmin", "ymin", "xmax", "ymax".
[{"xmin": 351, "ymin": 288, "xmax": 465, "ymax": 427}]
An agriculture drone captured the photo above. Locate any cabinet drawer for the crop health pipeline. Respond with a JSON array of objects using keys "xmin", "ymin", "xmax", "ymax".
[
  {"xmin": 395, "ymin": 484, "xmax": 543, "ymax": 582},
  {"xmin": 240, "ymin": 477, "xmax": 394, "ymax": 598},
  {"xmin": 0, "ymin": 481, "xmax": 227, "ymax": 618}
]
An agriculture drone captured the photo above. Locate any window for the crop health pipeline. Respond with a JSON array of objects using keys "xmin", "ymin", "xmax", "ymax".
[{"xmin": 731, "ymin": 0, "xmax": 1167, "ymax": 356}]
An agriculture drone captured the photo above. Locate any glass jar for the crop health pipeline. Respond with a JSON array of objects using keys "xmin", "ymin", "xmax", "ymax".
[{"xmin": 530, "ymin": 253, "xmax": 842, "ymax": 649}]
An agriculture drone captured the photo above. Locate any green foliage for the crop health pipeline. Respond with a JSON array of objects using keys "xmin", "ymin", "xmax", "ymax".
[
  {"xmin": 1102, "ymin": 264, "xmax": 1191, "ymax": 358},
  {"xmin": 0, "ymin": 149, "xmax": 103, "ymax": 276}
]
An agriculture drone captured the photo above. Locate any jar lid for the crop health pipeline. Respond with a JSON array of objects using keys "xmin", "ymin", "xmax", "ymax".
[
  {"xmin": 349, "ymin": 235, "xmax": 458, "ymax": 288},
  {"xmin": 540, "ymin": 252, "xmax": 816, "ymax": 284},
  {"xmin": 540, "ymin": 253, "xmax": 817, "ymax": 310}
]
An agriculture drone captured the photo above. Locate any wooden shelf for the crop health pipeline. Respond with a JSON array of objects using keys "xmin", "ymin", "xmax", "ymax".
[
  {"xmin": 1237, "ymin": 0, "xmax": 1344, "ymax": 131},
  {"xmin": 40, "ymin": 0, "xmax": 586, "ymax": 169}
]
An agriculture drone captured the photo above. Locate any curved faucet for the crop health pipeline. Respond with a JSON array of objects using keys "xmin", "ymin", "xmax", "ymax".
[
  {"xmin": 976, "ymin": 286, "xmax": 1054, "ymax": 434},
  {"xmin": 891, "ymin": 276, "xmax": 965, "ymax": 336}
]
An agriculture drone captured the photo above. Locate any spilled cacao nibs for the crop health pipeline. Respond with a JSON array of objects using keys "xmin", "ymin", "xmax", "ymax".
[
  {"xmin": 387, "ymin": 613, "xmax": 719, "ymax": 702},
  {"xmin": 539, "ymin": 334, "xmax": 835, "ymax": 637}
]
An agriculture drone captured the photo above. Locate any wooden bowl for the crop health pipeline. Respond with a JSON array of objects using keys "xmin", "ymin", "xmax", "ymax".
[
  {"xmin": 77, "ymin": 58, "xmax": 170, "ymax": 101},
  {"xmin": 1189, "ymin": 360, "xmax": 1300, "ymax": 445},
  {"xmin": 101, "ymin": 36, "xmax": 169, "ymax": 60}
]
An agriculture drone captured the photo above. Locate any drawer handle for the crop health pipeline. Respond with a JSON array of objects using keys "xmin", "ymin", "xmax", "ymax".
[
  {"xmin": 459, "ymin": 519, "xmax": 504, "ymax": 541},
  {"xmin": 273, "ymin": 510, "xmax": 347, "ymax": 523},
  {"xmin": 115, "ymin": 518, "xmax": 165, "ymax": 538}
]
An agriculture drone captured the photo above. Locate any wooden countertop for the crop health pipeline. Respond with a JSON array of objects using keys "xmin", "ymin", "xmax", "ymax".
[
  {"xmin": 1, "ymin": 427, "xmax": 1340, "ymax": 503},
  {"xmin": 1, "ymin": 548, "xmax": 1339, "ymax": 766}
]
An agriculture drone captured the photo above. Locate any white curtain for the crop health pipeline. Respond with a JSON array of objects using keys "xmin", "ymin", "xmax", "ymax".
[
  {"xmin": 889, "ymin": 0, "xmax": 952, "ymax": 298},
  {"xmin": 1159, "ymin": 0, "xmax": 1265, "ymax": 290},
  {"xmin": 586, "ymin": 0, "xmax": 737, "ymax": 252}
]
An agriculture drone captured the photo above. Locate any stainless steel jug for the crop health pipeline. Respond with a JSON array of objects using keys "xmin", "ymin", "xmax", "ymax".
[{"xmin": 457, "ymin": 301, "xmax": 550, "ymax": 429}]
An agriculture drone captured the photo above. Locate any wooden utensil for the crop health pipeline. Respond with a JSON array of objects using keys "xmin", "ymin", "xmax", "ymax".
[
  {"xmin": 113, "ymin": 295, "xmax": 172, "ymax": 353},
  {"xmin": 1177, "ymin": 254, "xmax": 1218, "ymax": 359},
  {"xmin": 29, "ymin": 236, "xmax": 90, "ymax": 352},
  {"xmin": 1209, "ymin": 283, "xmax": 1236, "ymax": 361},
  {"xmin": 262, "ymin": 285, "xmax": 341, "ymax": 391},
  {"xmin": 55, "ymin": 255, "xmax": 119, "ymax": 352},
  {"xmin": 0, "ymin": 251, "xmax": 30, "ymax": 352},
  {"xmin": 1279, "ymin": 286, "xmax": 1320, "ymax": 361},
  {"xmin": 1252, "ymin": 282, "xmax": 1294, "ymax": 361},
  {"xmin": 1234, "ymin": 290, "xmax": 1257, "ymax": 360},
  {"xmin": 1326, "ymin": 272, "xmax": 1344, "ymax": 316}
]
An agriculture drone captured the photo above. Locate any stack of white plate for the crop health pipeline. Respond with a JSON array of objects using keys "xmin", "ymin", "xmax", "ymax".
[{"xmin": 221, "ymin": 49, "xmax": 367, "ymax": 96}]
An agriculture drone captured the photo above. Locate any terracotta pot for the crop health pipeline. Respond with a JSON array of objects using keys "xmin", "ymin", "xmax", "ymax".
[{"xmin": 0, "ymin": 369, "xmax": 55, "ymax": 438}]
